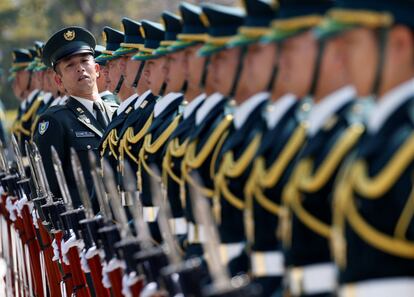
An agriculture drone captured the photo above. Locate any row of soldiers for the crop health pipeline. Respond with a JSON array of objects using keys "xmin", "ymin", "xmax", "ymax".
[{"xmin": 3, "ymin": 0, "xmax": 414, "ymax": 296}]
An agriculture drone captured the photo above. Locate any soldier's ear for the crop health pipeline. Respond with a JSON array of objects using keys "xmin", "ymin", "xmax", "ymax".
[
  {"xmin": 95, "ymin": 62, "xmax": 100, "ymax": 74},
  {"xmin": 54, "ymin": 73, "xmax": 63, "ymax": 87}
]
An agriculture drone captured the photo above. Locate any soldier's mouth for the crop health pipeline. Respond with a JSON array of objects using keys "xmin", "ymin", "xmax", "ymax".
[{"xmin": 78, "ymin": 75, "xmax": 90, "ymax": 81}]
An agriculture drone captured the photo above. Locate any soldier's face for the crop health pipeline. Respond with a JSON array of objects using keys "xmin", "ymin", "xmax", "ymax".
[
  {"xmin": 185, "ymin": 44, "xmax": 205, "ymax": 89},
  {"xmin": 342, "ymin": 28, "xmax": 379, "ymax": 97},
  {"xmin": 246, "ymin": 43, "xmax": 277, "ymax": 95},
  {"xmin": 96, "ymin": 64, "xmax": 108, "ymax": 92},
  {"xmin": 314, "ymin": 36, "xmax": 348, "ymax": 100},
  {"xmin": 55, "ymin": 53, "xmax": 99, "ymax": 96},
  {"xmin": 124, "ymin": 57, "xmax": 141, "ymax": 88},
  {"xmin": 144, "ymin": 57, "xmax": 167, "ymax": 95},
  {"xmin": 211, "ymin": 47, "xmax": 241, "ymax": 95},
  {"xmin": 12, "ymin": 79, "xmax": 23, "ymax": 100},
  {"xmin": 15, "ymin": 70, "xmax": 30, "ymax": 93},
  {"xmin": 165, "ymin": 51, "xmax": 187, "ymax": 93},
  {"xmin": 107, "ymin": 58, "xmax": 123, "ymax": 93},
  {"xmin": 279, "ymin": 31, "xmax": 317, "ymax": 98}
]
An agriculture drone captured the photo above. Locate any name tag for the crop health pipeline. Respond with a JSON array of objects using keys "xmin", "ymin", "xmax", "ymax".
[{"xmin": 75, "ymin": 131, "xmax": 95, "ymax": 138}]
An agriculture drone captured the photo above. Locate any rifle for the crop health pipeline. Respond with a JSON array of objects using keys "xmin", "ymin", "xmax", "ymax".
[
  {"xmin": 51, "ymin": 146, "xmax": 91, "ymax": 297},
  {"xmin": 71, "ymin": 148, "xmax": 110, "ymax": 297},
  {"xmin": 189, "ymin": 173, "xmax": 261, "ymax": 297}
]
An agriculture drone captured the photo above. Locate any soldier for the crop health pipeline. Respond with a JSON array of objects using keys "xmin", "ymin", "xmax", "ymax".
[
  {"xmin": 97, "ymin": 25, "xmax": 140, "ymax": 185},
  {"xmin": 94, "ymin": 44, "xmax": 119, "ymax": 104},
  {"xmin": 135, "ymin": 14, "xmax": 187, "ymax": 242},
  {"xmin": 10, "ymin": 48, "xmax": 40, "ymax": 152},
  {"xmin": 318, "ymin": 1, "xmax": 414, "ymax": 296},
  {"xmin": 33, "ymin": 26, "xmax": 117, "ymax": 211},
  {"xmin": 182, "ymin": 2, "xmax": 245, "ymax": 274},
  {"xmin": 162, "ymin": 1, "xmax": 209, "ymax": 256}
]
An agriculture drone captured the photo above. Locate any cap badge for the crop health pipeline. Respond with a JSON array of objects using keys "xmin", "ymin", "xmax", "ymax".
[{"xmin": 64, "ymin": 30, "xmax": 76, "ymax": 41}]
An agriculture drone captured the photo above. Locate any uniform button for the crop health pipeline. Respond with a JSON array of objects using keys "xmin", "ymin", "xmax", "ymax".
[
  {"xmin": 128, "ymin": 146, "xmax": 132, "ymax": 150},
  {"xmin": 86, "ymin": 145, "xmax": 92, "ymax": 150},
  {"xmin": 109, "ymin": 151, "xmax": 112, "ymax": 156}
]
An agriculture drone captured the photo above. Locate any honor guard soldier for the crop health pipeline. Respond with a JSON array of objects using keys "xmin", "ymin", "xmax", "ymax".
[
  {"xmin": 116, "ymin": 20, "xmax": 159, "ymax": 202},
  {"xmin": 318, "ymin": 1, "xmax": 414, "ymax": 296},
  {"xmin": 94, "ymin": 44, "xmax": 119, "ymax": 105},
  {"xmin": 181, "ymin": 2, "xmax": 245, "ymax": 273},
  {"xmin": 134, "ymin": 14, "xmax": 187, "ymax": 242},
  {"xmin": 11, "ymin": 48, "xmax": 40, "ymax": 153},
  {"xmin": 162, "ymin": 1, "xmax": 209, "ymax": 256},
  {"xmin": 272, "ymin": 0, "xmax": 367, "ymax": 296},
  {"xmin": 33, "ymin": 26, "xmax": 117, "ymax": 211},
  {"xmin": 97, "ymin": 25, "xmax": 140, "ymax": 188},
  {"xmin": 207, "ymin": 0, "xmax": 274, "ymax": 278}
]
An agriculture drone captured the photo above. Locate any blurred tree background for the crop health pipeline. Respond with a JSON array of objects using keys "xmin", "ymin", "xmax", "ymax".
[{"xmin": 0, "ymin": 0, "xmax": 239, "ymax": 112}]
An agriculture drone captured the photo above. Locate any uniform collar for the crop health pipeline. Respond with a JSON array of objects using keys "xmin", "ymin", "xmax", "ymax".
[
  {"xmin": 71, "ymin": 95, "xmax": 104, "ymax": 116},
  {"xmin": 117, "ymin": 93, "xmax": 138, "ymax": 115},
  {"xmin": 196, "ymin": 92, "xmax": 225, "ymax": 125},
  {"xmin": 99, "ymin": 90, "xmax": 112, "ymax": 97},
  {"xmin": 234, "ymin": 92, "xmax": 269, "ymax": 130},
  {"xmin": 368, "ymin": 77, "xmax": 414, "ymax": 133},
  {"xmin": 266, "ymin": 93, "xmax": 297, "ymax": 129},
  {"xmin": 134, "ymin": 90, "xmax": 152, "ymax": 109},
  {"xmin": 184, "ymin": 93, "xmax": 206, "ymax": 119},
  {"xmin": 27, "ymin": 89, "xmax": 40, "ymax": 104},
  {"xmin": 308, "ymin": 85, "xmax": 356, "ymax": 136},
  {"xmin": 154, "ymin": 92, "xmax": 183, "ymax": 118},
  {"xmin": 43, "ymin": 92, "xmax": 53, "ymax": 105}
]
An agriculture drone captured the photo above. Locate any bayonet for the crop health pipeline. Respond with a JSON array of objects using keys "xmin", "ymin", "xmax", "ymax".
[
  {"xmin": 88, "ymin": 151, "xmax": 112, "ymax": 220},
  {"xmin": 189, "ymin": 172, "xmax": 231, "ymax": 292},
  {"xmin": 123, "ymin": 161, "xmax": 153, "ymax": 250},
  {"xmin": 25, "ymin": 141, "xmax": 41, "ymax": 197},
  {"xmin": 0, "ymin": 139, "xmax": 8, "ymax": 173},
  {"xmin": 50, "ymin": 146, "xmax": 73, "ymax": 209},
  {"xmin": 149, "ymin": 165, "xmax": 182, "ymax": 266},
  {"xmin": 70, "ymin": 148, "xmax": 93, "ymax": 219},
  {"xmin": 102, "ymin": 159, "xmax": 132, "ymax": 239},
  {"xmin": 11, "ymin": 135, "xmax": 26, "ymax": 179},
  {"xmin": 31, "ymin": 142, "xmax": 54, "ymax": 203}
]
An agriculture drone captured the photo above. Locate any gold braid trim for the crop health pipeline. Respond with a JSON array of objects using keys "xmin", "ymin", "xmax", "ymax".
[
  {"xmin": 184, "ymin": 115, "xmax": 233, "ymax": 169},
  {"xmin": 244, "ymin": 158, "xmax": 283, "ymax": 216},
  {"xmin": 289, "ymin": 189, "xmax": 332, "ymax": 239},
  {"xmin": 352, "ymin": 133, "xmax": 414, "ymax": 199},
  {"xmin": 216, "ymin": 171, "xmax": 244, "ymax": 210},
  {"xmin": 139, "ymin": 147, "xmax": 161, "ymax": 182},
  {"xmin": 261, "ymin": 124, "xmax": 307, "ymax": 188},
  {"xmin": 20, "ymin": 99, "xmax": 42, "ymax": 123},
  {"xmin": 395, "ymin": 174, "xmax": 414, "ymax": 240},
  {"xmin": 139, "ymin": 116, "xmax": 181, "ymax": 183},
  {"xmin": 119, "ymin": 114, "xmax": 154, "ymax": 165},
  {"xmin": 30, "ymin": 115, "xmax": 40, "ymax": 140},
  {"xmin": 223, "ymin": 133, "xmax": 262, "ymax": 178},
  {"xmin": 142, "ymin": 115, "xmax": 181, "ymax": 154},
  {"xmin": 169, "ymin": 138, "xmax": 189, "ymax": 158},
  {"xmin": 299, "ymin": 124, "xmax": 364, "ymax": 193},
  {"xmin": 162, "ymin": 142, "xmax": 184, "ymax": 186},
  {"xmin": 109, "ymin": 129, "xmax": 119, "ymax": 159},
  {"xmin": 344, "ymin": 185, "xmax": 414, "ymax": 259}
]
